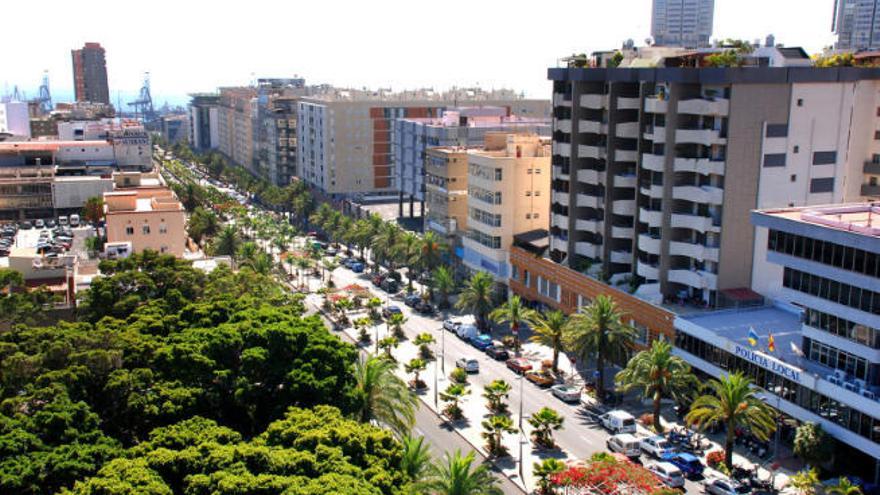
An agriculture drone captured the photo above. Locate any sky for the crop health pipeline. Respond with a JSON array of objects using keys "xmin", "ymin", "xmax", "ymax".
[{"xmin": 2, "ymin": 0, "xmax": 836, "ymax": 107}]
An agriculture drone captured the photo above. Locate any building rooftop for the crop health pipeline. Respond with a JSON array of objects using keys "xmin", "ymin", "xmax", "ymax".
[
  {"xmin": 302, "ymin": 87, "xmax": 525, "ymax": 103},
  {"xmin": 756, "ymin": 203, "xmax": 880, "ymax": 238},
  {"xmin": 0, "ymin": 140, "xmax": 109, "ymax": 152}
]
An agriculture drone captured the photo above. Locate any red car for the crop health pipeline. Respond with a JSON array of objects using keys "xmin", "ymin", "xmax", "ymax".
[{"xmin": 506, "ymin": 357, "xmax": 533, "ymax": 375}]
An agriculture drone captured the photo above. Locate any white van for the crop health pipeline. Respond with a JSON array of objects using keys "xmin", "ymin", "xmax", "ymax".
[
  {"xmin": 69, "ymin": 214, "xmax": 80, "ymax": 227},
  {"xmin": 606, "ymin": 433, "xmax": 641, "ymax": 458},
  {"xmin": 456, "ymin": 323, "xmax": 478, "ymax": 341},
  {"xmin": 601, "ymin": 410, "xmax": 637, "ymax": 434}
]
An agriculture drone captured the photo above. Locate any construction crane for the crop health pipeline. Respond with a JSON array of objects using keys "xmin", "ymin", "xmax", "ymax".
[
  {"xmin": 128, "ymin": 72, "xmax": 155, "ymax": 122},
  {"xmin": 38, "ymin": 70, "xmax": 52, "ymax": 113}
]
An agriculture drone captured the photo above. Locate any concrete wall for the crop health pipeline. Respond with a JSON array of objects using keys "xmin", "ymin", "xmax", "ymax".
[{"xmin": 53, "ymin": 177, "xmax": 113, "ymax": 209}]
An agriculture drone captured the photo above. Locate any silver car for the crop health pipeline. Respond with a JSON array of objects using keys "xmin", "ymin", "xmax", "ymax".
[{"xmin": 455, "ymin": 357, "xmax": 479, "ymax": 373}]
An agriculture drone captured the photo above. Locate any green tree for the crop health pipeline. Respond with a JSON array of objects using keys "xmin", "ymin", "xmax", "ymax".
[
  {"xmin": 529, "ymin": 310, "xmax": 568, "ymax": 373},
  {"xmin": 482, "ymin": 414, "xmax": 517, "ymax": 457},
  {"xmin": 405, "ymin": 358, "xmax": 427, "ymax": 389},
  {"xmin": 528, "ymin": 407, "xmax": 564, "ymax": 449},
  {"xmin": 187, "ymin": 206, "xmax": 219, "ymax": 246},
  {"xmin": 827, "ymin": 478, "xmax": 864, "ymax": 495},
  {"xmin": 533, "ymin": 458, "xmax": 566, "ymax": 495},
  {"xmin": 615, "ymin": 339, "xmax": 698, "ymax": 432},
  {"xmin": 456, "ymin": 272, "xmax": 495, "ymax": 331},
  {"xmin": 788, "ymin": 468, "xmax": 821, "ymax": 495},
  {"xmin": 793, "ymin": 422, "xmax": 834, "ymax": 468},
  {"xmin": 387, "ymin": 312, "xmax": 407, "ymax": 340},
  {"xmin": 440, "ymin": 383, "xmax": 469, "ymax": 421},
  {"xmin": 378, "ymin": 335, "xmax": 400, "ymax": 360},
  {"xmin": 423, "ymin": 450, "xmax": 503, "ymax": 495},
  {"xmin": 352, "ymin": 355, "xmax": 417, "ymax": 435},
  {"xmin": 211, "ymin": 225, "xmax": 241, "ymax": 259},
  {"xmin": 686, "ymin": 372, "xmax": 776, "ymax": 467},
  {"xmin": 414, "ymin": 332, "xmax": 436, "ymax": 361},
  {"xmin": 490, "ymin": 294, "xmax": 537, "ymax": 355},
  {"xmin": 565, "ymin": 295, "xmax": 637, "ymax": 401},
  {"xmin": 482, "ymin": 379, "xmax": 511, "ymax": 415},
  {"xmin": 81, "ymin": 196, "xmax": 105, "ymax": 224},
  {"xmin": 400, "ymin": 435, "xmax": 433, "ymax": 487},
  {"xmin": 433, "ymin": 265, "xmax": 456, "ymax": 309}
]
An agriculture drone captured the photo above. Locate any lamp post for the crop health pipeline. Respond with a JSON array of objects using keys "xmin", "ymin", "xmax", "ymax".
[
  {"xmin": 518, "ymin": 373, "xmax": 525, "ymax": 483},
  {"xmin": 434, "ymin": 346, "xmax": 439, "ymax": 409},
  {"xmin": 441, "ymin": 323, "xmax": 446, "ymax": 374}
]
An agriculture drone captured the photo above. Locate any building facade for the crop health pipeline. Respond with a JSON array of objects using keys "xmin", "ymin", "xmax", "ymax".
[
  {"xmin": 651, "ymin": 0, "xmax": 715, "ymax": 48},
  {"xmin": 461, "ymin": 133, "xmax": 551, "ymax": 282},
  {"xmin": 217, "ymin": 87, "xmax": 257, "ymax": 174},
  {"xmin": 189, "ymin": 93, "xmax": 220, "ymax": 151},
  {"xmin": 103, "ymin": 187, "xmax": 186, "ymax": 257},
  {"xmin": 254, "ymin": 78, "xmax": 305, "ymax": 186},
  {"xmin": 833, "ymin": 0, "xmax": 880, "ymax": 50},
  {"xmin": 71, "ymin": 42, "xmax": 110, "ymax": 104},
  {"xmin": 424, "ymin": 146, "xmax": 470, "ymax": 248},
  {"xmin": 0, "ymin": 101, "xmax": 31, "ymax": 137},
  {"xmin": 161, "ymin": 114, "xmax": 189, "ymax": 144}
]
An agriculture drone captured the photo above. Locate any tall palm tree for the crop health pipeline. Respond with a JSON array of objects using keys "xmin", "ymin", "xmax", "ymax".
[
  {"xmin": 533, "ymin": 458, "xmax": 566, "ymax": 495},
  {"xmin": 401, "ymin": 435, "xmax": 433, "ymax": 487},
  {"xmin": 423, "ymin": 450, "xmax": 504, "ymax": 495},
  {"xmin": 398, "ymin": 232, "xmax": 422, "ymax": 289},
  {"xmin": 615, "ymin": 339, "xmax": 699, "ymax": 432},
  {"xmin": 529, "ymin": 310, "xmax": 568, "ymax": 373},
  {"xmin": 456, "ymin": 272, "xmax": 495, "ymax": 331},
  {"xmin": 686, "ymin": 372, "xmax": 776, "ymax": 467},
  {"xmin": 213, "ymin": 225, "xmax": 241, "ymax": 260},
  {"xmin": 420, "ymin": 231, "xmax": 445, "ymax": 272},
  {"xmin": 353, "ymin": 354, "xmax": 417, "ymax": 436},
  {"xmin": 788, "ymin": 469, "xmax": 821, "ymax": 495},
  {"xmin": 433, "ymin": 266, "xmax": 456, "ymax": 309},
  {"xmin": 374, "ymin": 222, "xmax": 403, "ymax": 270},
  {"xmin": 489, "ymin": 294, "xmax": 537, "ymax": 355},
  {"xmin": 564, "ymin": 295, "xmax": 637, "ymax": 401}
]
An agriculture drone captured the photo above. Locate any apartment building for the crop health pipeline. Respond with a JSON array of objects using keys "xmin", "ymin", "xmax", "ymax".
[
  {"xmin": 651, "ymin": 0, "xmax": 715, "ymax": 48},
  {"xmin": 161, "ymin": 114, "xmax": 189, "ymax": 144},
  {"xmin": 461, "ymin": 133, "xmax": 550, "ymax": 282},
  {"xmin": 0, "ymin": 101, "xmax": 31, "ymax": 137},
  {"xmin": 254, "ymin": 78, "xmax": 305, "ymax": 186},
  {"xmin": 71, "ymin": 42, "xmax": 110, "ymax": 104},
  {"xmin": 296, "ymin": 88, "xmax": 547, "ymax": 196},
  {"xmin": 104, "ymin": 186, "xmax": 186, "ymax": 257},
  {"xmin": 217, "ymin": 86, "xmax": 257, "ymax": 174},
  {"xmin": 424, "ymin": 146, "xmax": 470, "ymax": 248},
  {"xmin": 833, "ymin": 0, "xmax": 880, "ymax": 50},
  {"xmin": 392, "ymin": 106, "xmax": 551, "ymax": 216},
  {"xmin": 189, "ymin": 93, "xmax": 220, "ymax": 151}
]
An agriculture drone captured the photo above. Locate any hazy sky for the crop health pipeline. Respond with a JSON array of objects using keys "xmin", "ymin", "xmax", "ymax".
[{"xmin": 2, "ymin": 0, "xmax": 836, "ymax": 106}]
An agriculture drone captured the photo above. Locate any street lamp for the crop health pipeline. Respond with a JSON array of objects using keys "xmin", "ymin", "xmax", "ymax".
[
  {"xmin": 441, "ymin": 323, "xmax": 446, "ymax": 374},
  {"xmin": 518, "ymin": 372, "xmax": 525, "ymax": 482}
]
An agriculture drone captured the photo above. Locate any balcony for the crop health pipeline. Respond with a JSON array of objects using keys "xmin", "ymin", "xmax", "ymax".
[
  {"xmin": 643, "ymin": 126, "xmax": 666, "ymax": 143},
  {"xmin": 675, "ymin": 128, "xmax": 727, "ymax": 146},
  {"xmin": 615, "ymin": 122, "xmax": 639, "ymax": 138},
  {"xmin": 669, "ymin": 240, "xmax": 720, "ymax": 262},
  {"xmin": 642, "ymin": 153, "xmax": 665, "ymax": 172},
  {"xmin": 553, "ymin": 142, "xmax": 570, "ymax": 157},
  {"xmin": 579, "ymin": 120, "xmax": 606, "ymax": 135},
  {"xmin": 557, "ymin": 119, "xmax": 572, "ymax": 134},
  {"xmin": 551, "ymin": 213, "xmax": 568, "ymax": 229},
  {"xmin": 638, "ymin": 233, "xmax": 662, "ymax": 255},
  {"xmin": 580, "ymin": 93, "xmax": 607, "ymax": 109},
  {"xmin": 639, "ymin": 207, "xmax": 663, "ymax": 227},
  {"xmin": 579, "ymin": 144, "xmax": 606, "ymax": 160},
  {"xmin": 637, "ymin": 260, "xmax": 660, "ymax": 280},
  {"xmin": 576, "ymin": 241, "xmax": 600, "ymax": 258},
  {"xmin": 577, "ymin": 168, "xmax": 601, "ymax": 185},
  {"xmin": 640, "ymin": 183, "xmax": 664, "ymax": 198},
  {"xmin": 670, "ymin": 212, "xmax": 720, "ymax": 232},
  {"xmin": 612, "ymin": 199, "xmax": 636, "ymax": 216},
  {"xmin": 553, "ymin": 93, "xmax": 572, "ymax": 107},
  {"xmin": 862, "ymin": 183, "xmax": 880, "ymax": 197},
  {"xmin": 554, "ymin": 192, "xmax": 570, "ymax": 207},
  {"xmin": 864, "ymin": 161, "xmax": 880, "ymax": 175},
  {"xmin": 612, "ymin": 225, "xmax": 634, "ymax": 238},
  {"xmin": 613, "ymin": 173, "xmax": 637, "ymax": 188},
  {"xmin": 553, "ymin": 237, "xmax": 569, "ymax": 253},
  {"xmin": 617, "ymin": 97, "xmax": 641, "ymax": 110},
  {"xmin": 615, "ymin": 149, "xmax": 638, "ymax": 163},
  {"xmin": 672, "ymin": 184, "xmax": 723, "ymax": 205},
  {"xmin": 674, "ymin": 157, "xmax": 726, "ymax": 176},
  {"xmin": 577, "ymin": 193, "xmax": 603, "ymax": 209},
  {"xmin": 668, "ymin": 269, "xmax": 718, "ymax": 290},
  {"xmin": 644, "ymin": 97, "xmax": 668, "ymax": 114},
  {"xmin": 677, "ymin": 98, "xmax": 730, "ymax": 116},
  {"xmin": 576, "ymin": 218, "xmax": 602, "ymax": 232},
  {"xmin": 552, "ymin": 165, "xmax": 570, "ymax": 180},
  {"xmin": 610, "ymin": 250, "xmax": 632, "ymax": 264}
]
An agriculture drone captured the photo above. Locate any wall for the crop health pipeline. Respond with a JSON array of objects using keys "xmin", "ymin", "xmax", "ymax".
[{"xmin": 53, "ymin": 177, "xmax": 113, "ymax": 209}]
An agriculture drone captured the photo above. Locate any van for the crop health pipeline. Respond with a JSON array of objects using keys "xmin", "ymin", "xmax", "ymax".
[
  {"xmin": 456, "ymin": 323, "xmax": 478, "ymax": 341},
  {"xmin": 606, "ymin": 433, "xmax": 641, "ymax": 458},
  {"xmin": 601, "ymin": 410, "xmax": 637, "ymax": 434},
  {"xmin": 58, "ymin": 216, "xmax": 69, "ymax": 226},
  {"xmin": 69, "ymin": 214, "xmax": 80, "ymax": 227}
]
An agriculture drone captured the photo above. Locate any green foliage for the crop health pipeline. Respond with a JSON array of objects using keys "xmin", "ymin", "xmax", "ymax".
[
  {"xmin": 793, "ymin": 422, "xmax": 834, "ymax": 468},
  {"xmin": 0, "ymin": 268, "xmax": 54, "ymax": 327},
  {"xmin": 528, "ymin": 407, "xmax": 564, "ymax": 449},
  {"xmin": 456, "ymin": 272, "xmax": 495, "ymax": 331},
  {"xmin": 440, "ymin": 384, "xmax": 469, "ymax": 421},
  {"xmin": 81, "ymin": 196, "xmax": 105, "ymax": 224},
  {"xmin": 788, "ymin": 468, "xmax": 821, "ymax": 495},
  {"xmin": 705, "ymin": 50, "xmax": 743, "ymax": 68},
  {"xmin": 414, "ymin": 333, "xmax": 435, "ymax": 360},
  {"xmin": 481, "ymin": 414, "xmax": 516, "ymax": 457},
  {"xmin": 352, "ymin": 355, "xmax": 417, "ymax": 436},
  {"xmin": 529, "ymin": 310, "xmax": 567, "ymax": 372},
  {"xmin": 187, "ymin": 206, "xmax": 220, "ymax": 246},
  {"xmin": 450, "ymin": 367, "xmax": 468, "ymax": 385},
  {"xmin": 422, "ymin": 450, "xmax": 503, "ymax": 495},
  {"xmin": 608, "ymin": 51, "xmax": 624, "ymax": 68},
  {"xmin": 534, "ymin": 458, "xmax": 566, "ymax": 495},
  {"xmin": 482, "ymin": 380, "xmax": 511, "ymax": 415},
  {"xmin": 489, "ymin": 294, "xmax": 537, "ymax": 353}
]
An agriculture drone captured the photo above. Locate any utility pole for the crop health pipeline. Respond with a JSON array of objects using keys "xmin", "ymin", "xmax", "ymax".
[{"xmin": 518, "ymin": 373, "xmax": 525, "ymax": 483}]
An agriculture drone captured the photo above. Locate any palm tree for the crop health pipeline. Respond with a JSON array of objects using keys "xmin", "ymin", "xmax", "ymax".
[
  {"xmin": 615, "ymin": 339, "xmax": 699, "ymax": 433},
  {"xmin": 686, "ymin": 372, "xmax": 776, "ymax": 468},
  {"xmin": 440, "ymin": 383, "xmax": 469, "ymax": 420},
  {"xmin": 423, "ymin": 450, "xmax": 503, "ymax": 495},
  {"xmin": 528, "ymin": 407, "xmax": 565, "ymax": 449},
  {"xmin": 529, "ymin": 310, "xmax": 568, "ymax": 373},
  {"xmin": 456, "ymin": 272, "xmax": 495, "ymax": 331},
  {"xmin": 387, "ymin": 312, "xmax": 407, "ymax": 340},
  {"xmin": 482, "ymin": 414, "xmax": 517, "ymax": 457},
  {"xmin": 212, "ymin": 225, "xmax": 241, "ymax": 260},
  {"xmin": 374, "ymin": 222, "xmax": 403, "ymax": 270},
  {"xmin": 405, "ymin": 358, "xmax": 427, "ymax": 389},
  {"xmin": 482, "ymin": 380, "xmax": 511, "ymax": 415},
  {"xmin": 533, "ymin": 458, "xmax": 566, "ymax": 495},
  {"xmin": 827, "ymin": 478, "xmax": 863, "ymax": 495},
  {"xmin": 489, "ymin": 294, "xmax": 537, "ymax": 355},
  {"xmin": 564, "ymin": 295, "xmax": 637, "ymax": 401},
  {"xmin": 398, "ymin": 232, "xmax": 422, "ymax": 290},
  {"xmin": 433, "ymin": 266, "xmax": 456, "ymax": 309},
  {"xmin": 401, "ymin": 435, "xmax": 433, "ymax": 487},
  {"xmin": 420, "ymin": 231, "xmax": 445, "ymax": 271},
  {"xmin": 415, "ymin": 332, "xmax": 436, "ymax": 360},
  {"xmin": 378, "ymin": 336, "xmax": 399, "ymax": 361},
  {"xmin": 788, "ymin": 469, "xmax": 821, "ymax": 495},
  {"xmin": 353, "ymin": 354, "xmax": 417, "ymax": 436}
]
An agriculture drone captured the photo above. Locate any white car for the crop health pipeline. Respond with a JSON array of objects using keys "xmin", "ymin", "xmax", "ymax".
[
  {"xmin": 601, "ymin": 410, "xmax": 637, "ymax": 434},
  {"xmin": 455, "ymin": 357, "xmax": 479, "ymax": 373},
  {"xmin": 704, "ymin": 478, "xmax": 752, "ymax": 495},
  {"xmin": 550, "ymin": 384, "xmax": 581, "ymax": 403},
  {"xmin": 443, "ymin": 319, "xmax": 461, "ymax": 332},
  {"xmin": 606, "ymin": 433, "xmax": 641, "ymax": 458},
  {"xmin": 647, "ymin": 462, "xmax": 685, "ymax": 488},
  {"xmin": 640, "ymin": 435, "xmax": 675, "ymax": 458}
]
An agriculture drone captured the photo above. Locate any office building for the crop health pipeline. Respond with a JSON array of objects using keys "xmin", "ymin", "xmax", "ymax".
[
  {"xmin": 0, "ymin": 101, "xmax": 31, "ymax": 137},
  {"xmin": 424, "ymin": 146, "xmax": 470, "ymax": 248},
  {"xmin": 189, "ymin": 93, "xmax": 220, "ymax": 151},
  {"xmin": 103, "ymin": 185, "xmax": 186, "ymax": 257},
  {"xmin": 392, "ymin": 106, "xmax": 551, "ymax": 216},
  {"xmin": 296, "ymin": 88, "xmax": 548, "ymax": 196},
  {"xmin": 71, "ymin": 42, "xmax": 110, "ymax": 104},
  {"xmin": 833, "ymin": 0, "xmax": 880, "ymax": 50},
  {"xmin": 651, "ymin": 0, "xmax": 715, "ymax": 48},
  {"xmin": 254, "ymin": 78, "xmax": 306, "ymax": 186},
  {"xmin": 161, "ymin": 114, "xmax": 190, "ymax": 144},
  {"xmin": 217, "ymin": 86, "xmax": 258, "ymax": 175},
  {"xmin": 461, "ymin": 133, "xmax": 551, "ymax": 282}
]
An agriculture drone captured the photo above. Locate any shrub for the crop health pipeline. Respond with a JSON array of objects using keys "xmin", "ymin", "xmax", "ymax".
[
  {"xmin": 450, "ymin": 367, "xmax": 468, "ymax": 384},
  {"xmin": 705, "ymin": 450, "xmax": 725, "ymax": 468}
]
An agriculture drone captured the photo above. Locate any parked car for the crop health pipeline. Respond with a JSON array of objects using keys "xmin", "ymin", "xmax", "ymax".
[
  {"xmin": 381, "ymin": 279, "xmax": 399, "ymax": 293},
  {"xmin": 485, "ymin": 344, "xmax": 509, "ymax": 361},
  {"xmin": 58, "ymin": 216, "xmax": 68, "ymax": 226},
  {"xmin": 661, "ymin": 452, "xmax": 704, "ymax": 478},
  {"xmin": 601, "ymin": 410, "xmax": 637, "ymax": 434},
  {"xmin": 443, "ymin": 319, "xmax": 461, "ymax": 332},
  {"xmin": 455, "ymin": 357, "xmax": 479, "ymax": 373},
  {"xmin": 641, "ymin": 435, "xmax": 675, "ymax": 458},
  {"xmin": 606, "ymin": 433, "xmax": 641, "ymax": 458},
  {"xmin": 325, "ymin": 246, "xmax": 338, "ymax": 256},
  {"xmin": 415, "ymin": 301, "xmax": 435, "ymax": 315},
  {"xmin": 704, "ymin": 478, "xmax": 751, "ymax": 495},
  {"xmin": 371, "ymin": 273, "xmax": 385, "ymax": 286},
  {"xmin": 404, "ymin": 294, "xmax": 421, "ymax": 307},
  {"xmin": 456, "ymin": 323, "xmax": 479, "ymax": 341},
  {"xmin": 551, "ymin": 384, "xmax": 581, "ymax": 403},
  {"xmin": 69, "ymin": 214, "xmax": 80, "ymax": 227},
  {"xmin": 506, "ymin": 357, "xmax": 533, "ymax": 375},
  {"xmin": 382, "ymin": 305, "xmax": 402, "ymax": 318},
  {"xmin": 350, "ymin": 262, "xmax": 365, "ymax": 273},
  {"xmin": 20, "ymin": 221, "xmax": 32, "ymax": 230},
  {"xmin": 34, "ymin": 219, "xmax": 45, "ymax": 229},
  {"xmin": 647, "ymin": 462, "xmax": 686, "ymax": 489},
  {"xmin": 469, "ymin": 334, "xmax": 494, "ymax": 351},
  {"xmin": 525, "ymin": 370, "xmax": 555, "ymax": 388},
  {"xmin": 45, "ymin": 219, "xmax": 56, "ymax": 228}
]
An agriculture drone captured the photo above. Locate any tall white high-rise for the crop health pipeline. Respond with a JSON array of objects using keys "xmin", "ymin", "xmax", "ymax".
[
  {"xmin": 651, "ymin": 0, "xmax": 715, "ymax": 48},
  {"xmin": 833, "ymin": 0, "xmax": 880, "ymax": 50}
]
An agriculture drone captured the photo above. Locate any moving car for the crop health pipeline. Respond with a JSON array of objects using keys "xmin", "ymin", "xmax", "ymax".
[
  {"xmin": 505, "ymin": 357, "xmax": 533, "ymax": 374},
  {"xmin": 704, "ymin": 478, "xmax": 751, "ymax": 495},
  {"xmin": 601, "ymin": 410, "xmax": 637, "ymax": 434},
  {"xmin": 647, "ymin": 462, "xmax": 685, "ymax": 489},
  {"xmin": 550, "ymin": 384, "xmax": 581, "ymax": 403},
  {"xmin": 661, "ymin": 452, "xmax": 704, "ymax": 478},
  {"xmin": 485, "ymin": 345, "xmax": 509, "ymax": 361},
  {"xmin": 469, "ymin": 334, "xmax": 494, "ymax": 351},
  {"xmin": 606, "ymin": 433, "xmax": 641, "ymax": 458},
  {"xmin": 382, "ymin": 305, "xmax": 402, "ymax": 318},
  {"xmin": 455, "ymin": 357, "xmax": 479, "ymax": 373},
  {"xmin": 525, "ymin": 370, "xmax": 555, "ymax": 388},
  {"xmin": 641, "ymin": 435, "xmax": 675, "ymax": 458},
  {"xmin": 404, "ymin": 294, "xmax": 421, "ymax": 307},
  {"xmin": 380, "ymin": 278, "xmax": 399, "ymax": 293}
]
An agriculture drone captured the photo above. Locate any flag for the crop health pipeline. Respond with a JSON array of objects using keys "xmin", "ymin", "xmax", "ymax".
[
  {"xmin": 768, "ymin": 333, "xmax": 776, "ymax": 353},
  {"xmin": 790, "ymin": 341, "xmax": 805, "ymax": 357},
  {"xmin": 748, "ymin": 327, "xmax": 759, "ymax": 347}
]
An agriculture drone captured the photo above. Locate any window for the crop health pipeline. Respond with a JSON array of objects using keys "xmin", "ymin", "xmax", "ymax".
[
  {"xmin": 525, "ymin": 191, "xmax": 532, "ymax": 197},
  {"xmin": 765, "ymin": 124, "xmax": 789, "ymax": 138},
  {"xmin": 763, "ymin": 153, "xmax": 786, "ymax": 167},
  {"xmin": 797, "ymin": 99, "xmax": 804, "ymax": 107},
  {"xmin": 494, "ymin": 168, "xmax": 503, "ymax": 180},
  {"xmin": 790, "ymin": 174, "xmax": 797, "ymax": 182},
  {"xmin": 142, "ymin": 225, "xmax": 151, "ymax": 235},
  {"xmin": 159, "ymin": 223, "xmax": 168, "ymax": 234},
  {"xmin": 125, "ymin": 226, "xmax": 134, "ymax": 236},
  {"xmin": 812, "ymin": 151, "xmax": 837, "ymax": 165},
  {"xmin": 534, "ymin": 190, "xmax": 541, "ymax": 196},
  {"xmin": 810, "ymin": 177, "xmax": 834, "ymax": 193},
  {"xmin": 527, "ymin": 168, "xmax": 533, "ymax": 174},
  {"xmin": 535, "ymin": 168, "xmax": 542, "ymax": 174},
  {"xmin": 533, "ymin": 212, "xmax": 540, "ymax": 219},
  {"xmin": 793, "ymin": 145, "xmax": 799, "ymax": 153},
  {"xmin": 874, "ymin": 130, "xmax": 880, "ymax": 140},
  {"xmin": 526, "ymin": 213, "xmax": 532, "ymax": 219}
]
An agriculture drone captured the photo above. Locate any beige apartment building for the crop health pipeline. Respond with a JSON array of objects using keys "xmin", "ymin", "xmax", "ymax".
[
  {"xmin": 217, "ymin": 87, "xmax": 257, "ymax": 173},
  {"xmin": 104, "ymin": 187, "xmax": 186, "ymax": 257},
  {"xmin": 424, "ymin": 146, "xmax": 469, "ymax": 246},
  {"xmin": 461, "ymin": 133, "xmax": 551, "ymax": 282}
]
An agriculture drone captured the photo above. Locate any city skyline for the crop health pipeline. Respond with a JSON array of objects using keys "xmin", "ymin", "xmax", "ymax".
[{"xmin": 2, "ymin": 0, "xmax": 834, "ymax": 106}]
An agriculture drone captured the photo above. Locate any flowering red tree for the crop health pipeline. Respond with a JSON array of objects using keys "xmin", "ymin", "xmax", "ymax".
[{"xmin": 550, "ymin": 459, "xmax": 664, "ymax": 494}]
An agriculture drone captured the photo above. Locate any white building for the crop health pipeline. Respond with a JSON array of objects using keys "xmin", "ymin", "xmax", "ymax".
[
  {"xmin": 0, "ymin": 101, "xmax": 31, "ymax": 137},
  {"xmin": 651, "ymin": 0, "xmax": 715, "ymax": 48}
]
